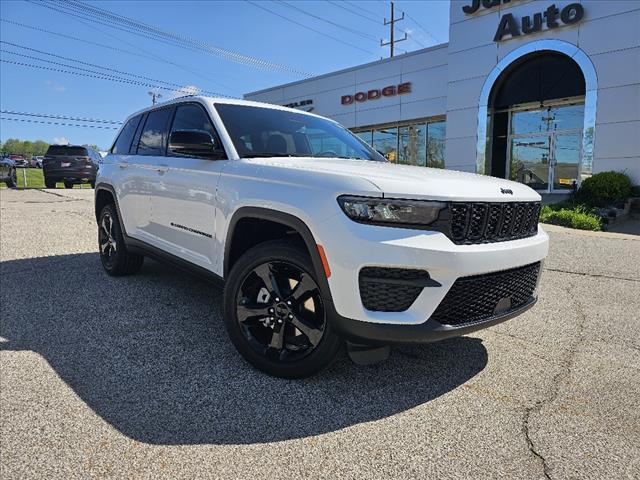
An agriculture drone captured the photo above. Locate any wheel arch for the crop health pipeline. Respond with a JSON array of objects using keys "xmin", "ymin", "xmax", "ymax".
[
  {"xmin": 224, "ymin": 207, "xmax": 333, "ymax": 302},
  {"xmin": 94, "ymin": 183, "xmax": 129, "ymax": 236}
]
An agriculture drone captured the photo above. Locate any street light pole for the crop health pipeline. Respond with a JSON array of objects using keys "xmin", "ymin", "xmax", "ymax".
[{"xmin": 148, "ymin": 91, "xmax": 163, "ymax": 105}]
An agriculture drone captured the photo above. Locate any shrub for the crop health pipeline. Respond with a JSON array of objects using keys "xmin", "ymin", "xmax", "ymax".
[
  {"xmin": 577, "ymin": 171, "xmax": 633, "ymax": 207},
  {"xmin": 540, "ymin": 205, "xmax": 603, "ymax": 231}
]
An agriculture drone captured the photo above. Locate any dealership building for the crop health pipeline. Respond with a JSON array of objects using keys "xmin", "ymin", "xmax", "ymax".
[{"xmin": 245, "ymin": 0, "xmax": 640, "ymax": 193}]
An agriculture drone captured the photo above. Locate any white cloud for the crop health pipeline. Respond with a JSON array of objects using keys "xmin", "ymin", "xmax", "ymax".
[
  {"xmin": 45, "ymin": 80, "xmax": 66, "ymax": 93},
  {"xmin": 168, "ymin": 85, "xmax": 201, "ymax": 99},
  {"xmin": 53, "ymin": 137, "xmax": 70, "ymax": 145}
]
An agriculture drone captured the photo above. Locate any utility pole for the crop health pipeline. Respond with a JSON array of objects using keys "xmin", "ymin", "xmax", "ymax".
[
  {"xmin": 381, "ymin": 1, "xmax": 407, "ymax": 58},
  {"xmin": 148, "ymin": 91, "xmax": 162, "ymax": 105}
]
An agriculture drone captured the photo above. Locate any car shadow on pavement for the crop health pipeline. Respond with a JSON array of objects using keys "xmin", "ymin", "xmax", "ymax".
[{"xmin": 0, "ymin": 253, "xmax": 488, "ymax": 445}]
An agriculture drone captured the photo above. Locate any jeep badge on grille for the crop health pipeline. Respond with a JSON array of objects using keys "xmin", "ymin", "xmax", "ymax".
[{"xmin": 500, "ymin": 188, "xmax": 513, "ymax": 194}]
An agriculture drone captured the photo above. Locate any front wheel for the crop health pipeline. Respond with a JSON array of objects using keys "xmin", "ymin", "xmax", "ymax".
[
  {"xmin": 223, "ymin": 240, "xmax": 340, "ymax": 378},
  {"xmin": 98, "ymin": 204, "xmax": 144, "ymax": 276}
]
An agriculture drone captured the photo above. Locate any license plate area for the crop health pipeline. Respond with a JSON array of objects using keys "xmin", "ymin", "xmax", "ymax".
[{"xmin": 61, "ymin": 162, "xmax": 71, "ymax": 167}]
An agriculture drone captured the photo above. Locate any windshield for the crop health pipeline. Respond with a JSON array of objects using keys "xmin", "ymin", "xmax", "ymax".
[{"xmin": 215, "ymin": 103, "xmax": 386, "ymax": 161}]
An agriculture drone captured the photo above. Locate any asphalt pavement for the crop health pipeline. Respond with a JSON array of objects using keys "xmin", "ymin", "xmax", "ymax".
[{"xmin": 1, "ymin": 188, "xmax": 639, "ymax": 479}]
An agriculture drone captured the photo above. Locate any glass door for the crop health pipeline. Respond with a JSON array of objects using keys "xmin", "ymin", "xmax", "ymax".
[
  {"xmin": 510, "ymin": 135, "xmax": 551, "ymax": 191},
  {"xmin": 507, "ymin": 103, "xmax": 584, "ymax": 193},
  {"xmin": 551, "ymin": 133, "xmax": 581, "ymax": 192}
]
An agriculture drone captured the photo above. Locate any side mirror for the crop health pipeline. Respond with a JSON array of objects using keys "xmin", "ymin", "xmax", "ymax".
[{"xmin": 169, "ymin": 130, "xmax": 224, "ymax": 158}]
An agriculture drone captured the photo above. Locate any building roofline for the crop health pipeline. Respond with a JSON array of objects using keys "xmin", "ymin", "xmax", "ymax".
[{"xmin": 244, "ymin": 42, "xmax": 449, "ymax": 97}]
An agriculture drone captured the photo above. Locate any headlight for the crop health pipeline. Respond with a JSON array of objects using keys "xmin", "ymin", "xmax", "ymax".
[{"xmin": 337, "ymin": 195, "xmax": 446, "ymax": 227}]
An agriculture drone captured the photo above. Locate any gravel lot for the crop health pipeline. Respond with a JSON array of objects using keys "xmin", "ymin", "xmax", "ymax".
[{"xmin": 1, "ymin": 188, "xmax": 639, "ymax": 479}]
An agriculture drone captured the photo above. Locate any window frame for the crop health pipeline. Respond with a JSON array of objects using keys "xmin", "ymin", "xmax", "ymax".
[{"xmin": 166, "ymin": 102, "xmax": 227, "ymax": 160}]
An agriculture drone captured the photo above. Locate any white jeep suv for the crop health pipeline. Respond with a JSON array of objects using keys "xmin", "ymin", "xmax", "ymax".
[{"xmin": 95, "ymin": 96, "xmax": 549, "ymax": 378}]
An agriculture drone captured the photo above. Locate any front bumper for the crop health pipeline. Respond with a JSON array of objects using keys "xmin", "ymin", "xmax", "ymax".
[
  {"xmin": 317, "ymin": 213, "xmax": 549, "ymax": 327},
  {"xmin": 328, "ymin": 296, "xmax": 537, "ymax": 346}
]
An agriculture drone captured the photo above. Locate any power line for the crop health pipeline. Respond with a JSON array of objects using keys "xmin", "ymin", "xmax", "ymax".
[
  {"xmin": 403, "ymin": 11, "xmax": 441, "ymax": 44},
  {"xmin": 0, "ymin": 18, "xmax": 238, "ymax": 94},
  {"xmin": 344, "ymin": 0, "xmax": 381, "ymax": 18},
  {"xmin": 0, "ymin": 41, "xmax": 226, "ymax": 96},
  {"xmin": 0, "ymin": 110, "xmax": 122, "ymax": 125},
  {"xmin": 0, "ymin": 57, "xmax": 213, "ymax": 96},
  {"xmin": 245, "ymin": 1, "xmax": 376, "ymax": 55},
  {"xmin": 30, "ymin": 0, "xmax": 311, "ymax": 77},
  {"xmin": 326, "ymin": 1, "xmax": 423, "ymax": 49},
  {"xmin": 0, "ymin": 117, "xmax": 120, "ymax": 130},
  {"xmin": 327, "ymin": 0, "xmax": 381, "ymax": 24},
  {"xmin": 279, "ymin": 1, "xmax": 378, "ymax": 41}
]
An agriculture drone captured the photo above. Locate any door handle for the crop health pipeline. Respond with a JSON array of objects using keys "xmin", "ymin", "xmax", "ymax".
[
  {"xmin": 118, "ymin": 162, "xmax": 129, "ymax": 169},
  {"xmin": 156, "ymin": 165, "xmax": 169, "ymax": 174}
]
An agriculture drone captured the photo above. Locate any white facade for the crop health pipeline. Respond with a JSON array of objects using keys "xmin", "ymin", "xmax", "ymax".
[{"xmin": 245, "ymin": 0, "xmax": 640, "ymax": 187}]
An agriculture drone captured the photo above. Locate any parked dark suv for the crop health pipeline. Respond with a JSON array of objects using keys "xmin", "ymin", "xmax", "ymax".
[{"xmin": 43, "ymin": 145, "xmax": 100, "ymax": 189}]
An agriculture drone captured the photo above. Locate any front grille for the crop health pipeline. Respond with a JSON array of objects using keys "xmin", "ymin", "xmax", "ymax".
[
  {"xmin": 359, "ymin": 267, "xmax": 431, "ymax": 312},
  {"xmin": 447, "ymin": 202, "xmax": 540, "ymax": 245},
  {"xmin": 429, "ymin": 262, "xmax": 540, "ymax": 326}
]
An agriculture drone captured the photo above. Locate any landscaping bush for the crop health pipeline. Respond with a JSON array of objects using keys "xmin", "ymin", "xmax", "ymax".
[
  {"xmin": 540, "ymin": 204, "xmax": 603, "ymax": 231},
  {"xmin": 577, "ymin": 171, "xmax": 633, "ymax": 207}
]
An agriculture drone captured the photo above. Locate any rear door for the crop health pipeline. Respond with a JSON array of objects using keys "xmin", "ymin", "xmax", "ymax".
[
  {"xmin": 108, "ymin": 113, "xmax": 152, "ymax": 238},
  {"xmin": 126, "ymin": 107, "xmax": 175, "ymax": 243},
  {"xmin": 147, "ymin": 102, "xmax": 229, "ymax": 271}
]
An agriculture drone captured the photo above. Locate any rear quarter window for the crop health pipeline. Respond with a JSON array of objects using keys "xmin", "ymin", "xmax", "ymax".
[{"xmin": 112, "ymin": 114, "xmax": 143, "ymax": 154}]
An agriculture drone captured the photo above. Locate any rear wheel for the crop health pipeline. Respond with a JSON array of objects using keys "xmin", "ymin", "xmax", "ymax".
[
  {"xmin": 98, "ymin": 203, "xmax": 144, "ymax": 276},
  {"xmin": 44, "ymin": 177, "xmax": 56, "ymax": 189},
  {"xmin": 64, "ymin": 180, "xmax": 74, "ymax": 189},
  {"xmin": 5, "ymin": 168, "xmax": 17, "ymax": 188},
  {"xmin": 223, "ymin": 240, "xmax": 340, "ymax": 378}
]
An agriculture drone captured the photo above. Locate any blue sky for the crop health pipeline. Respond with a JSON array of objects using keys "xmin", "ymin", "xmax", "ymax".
[{"xmin": 0, "ymin": 0, "xmax": 450, "ymax": 149}]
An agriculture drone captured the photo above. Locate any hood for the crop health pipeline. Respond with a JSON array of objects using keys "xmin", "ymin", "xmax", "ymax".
[{"xmin": 246, "ymin": 157, "xmax": 541, "ymax": 202}]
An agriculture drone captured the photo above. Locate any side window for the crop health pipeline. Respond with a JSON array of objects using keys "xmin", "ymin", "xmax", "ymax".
[
  {"xmin": 170, "ymin": 104, "xmax": 217, "ymax": 138},
  {"xmin": 137, "ymin": 108, "xmax": 173, "ymax": 156},
  {"xmin": 112, "ymin": 115, "xmax": 142, "ymax": 154}
]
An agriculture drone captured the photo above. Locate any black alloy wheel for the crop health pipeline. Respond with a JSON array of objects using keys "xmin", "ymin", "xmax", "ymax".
[
  {"xmin": 223, "ymin": 241, "xmax": 340, "ymax": 378},
  {"xmin": 99, "ymin": 210, "xmax": 118, "ymax": 269},
  {"xmin": 237, "ymin": 261, "xmax": 325, "ymax": 362},
  {"xmin": 98, "ymin": 204, "xmax": 144, "ymax": 276}
]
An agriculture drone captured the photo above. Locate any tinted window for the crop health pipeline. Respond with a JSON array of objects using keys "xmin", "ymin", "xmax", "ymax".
[
  {"xmin": 137, "ymin": 108, "xmax": 173, "ymax": 156},
  {"xmin": 215, "ymin": 103, "xmax": 384, "ymax": 161},
  {"xmin": 112, "ymin": 115, "xmax": 141, "ymax": 154},
  {"xmin": 170, "ymin": 104, "xmax": 216, "ymax": 137},
  {"xmin": 46, "ymin": 146, "xmax": 88, "ymax": 156}
]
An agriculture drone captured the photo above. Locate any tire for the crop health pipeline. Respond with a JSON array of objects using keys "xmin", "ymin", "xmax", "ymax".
[
  {"xmin": 5, "ymin": 168, "xmax": 17, "ymax": 188},
  {"xmin": 223, "ymin": 240, "xmax": 341, "ymax": 378},
  {"xmin": 90, "ymin": 180, "xmax": 96, "ymax": 189},
  {"xmin": 44, "ymin": 177, "xmax": 57, "ymax": 189},
  {"xmin": 64, "ymin": 181, "xmax": 74, "ymax": 189},
  {"xmin": 98, "ymin": 203, "xmax": 144, "ymax": 276}
]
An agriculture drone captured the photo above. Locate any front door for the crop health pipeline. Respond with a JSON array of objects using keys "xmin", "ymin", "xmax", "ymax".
[
  {"xmin": 148, "ymin": 103, "xmax": 228, "ymax": 272},
  {"xmin": 507, "ymin": 103, "xmax": 584, "ymax": 193}
]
